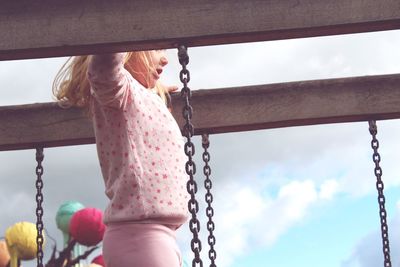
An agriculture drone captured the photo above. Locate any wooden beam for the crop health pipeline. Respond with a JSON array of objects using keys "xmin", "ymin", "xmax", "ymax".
[
  {"xmin": 1, "ymin": 74, "xmax": 400, "ymax": 151},
  {"xmin": 1, "ymin": 0, "xmax": 400, "ymax": 60}
]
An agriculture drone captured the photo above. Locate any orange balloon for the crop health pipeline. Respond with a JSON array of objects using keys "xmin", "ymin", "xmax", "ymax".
[{"xmin": 0, "ymin": 240, "xmax": 10, "ymax": 267}]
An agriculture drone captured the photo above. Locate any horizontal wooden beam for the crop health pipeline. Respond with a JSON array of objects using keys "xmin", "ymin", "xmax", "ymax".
[
  {"xmin": 1, "ymin": 0, "xmax": 400, "ymax": 60},
  {"xmin": 1, "ymin": 74, "xmax": 400, "ymax": 151}
]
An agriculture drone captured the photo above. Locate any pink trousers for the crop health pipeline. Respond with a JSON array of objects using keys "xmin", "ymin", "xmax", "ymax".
[{"xmin": 103, "ymin": 223, "xmax": 182, "ymax": 267}]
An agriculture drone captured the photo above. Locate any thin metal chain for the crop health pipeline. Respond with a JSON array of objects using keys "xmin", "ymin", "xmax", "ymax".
[
  {"xmin": 202, "ymin": 134, "xmax": 217, "ymax": 267},
  {"xmin": 368, "ymin": 120, "xmax": 391, "ymax": 267},
  {"xmin": 178, "ymin": 45, "xmax": 203, "ymax": 267},
  {"xmin": 35, "ymin": 147, "xmax": 44, "ymax": 267}
]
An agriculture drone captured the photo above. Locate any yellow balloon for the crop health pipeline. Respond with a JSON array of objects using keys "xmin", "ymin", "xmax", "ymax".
[
  {"xmin": 0, "ymin": 240, "xmax": 10, "ymax": 267},
  {"xmin": 87, "ymin": 264, "xmax": 102, "ymax": 267},
  {"xmin": 5, "ymin": 222, "xmax": 45, "ymax": 261}
]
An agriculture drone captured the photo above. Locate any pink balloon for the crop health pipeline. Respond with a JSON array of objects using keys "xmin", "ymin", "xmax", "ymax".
[
  {"xmin": 69, "ymin": 208, "xmax": 105, "ymax": 246},
  {"xmin": 91, "ymin": 254, "xmax": 105, "ymax": 267}
]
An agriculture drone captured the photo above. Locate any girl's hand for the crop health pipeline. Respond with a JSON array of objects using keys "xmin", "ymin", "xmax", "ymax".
[
  {"xmin": 163, "ymin": 85, "xmax": 178, "ymax": 112},
  {"xmin": 166, "ymin": 85, "xmax": 179, "ymax": 93}
]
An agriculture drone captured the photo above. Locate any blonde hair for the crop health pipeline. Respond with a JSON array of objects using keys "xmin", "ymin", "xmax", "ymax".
[{"xmin": 52, "ymin": 51, "xmax": 170, "ymax": 109}]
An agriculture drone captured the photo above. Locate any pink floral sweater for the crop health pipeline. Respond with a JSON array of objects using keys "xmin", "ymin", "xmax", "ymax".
[{"xmin": 88, "ymin": 53, "xmax": 189, "ymax": 227}]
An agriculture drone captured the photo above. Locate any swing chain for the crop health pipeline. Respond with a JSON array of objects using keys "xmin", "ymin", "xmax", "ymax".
[
  {"xmin": 178, "ymin": 45, "xmax": 203, "ymax": 267},
  {"xmin": 202, "ymin": 134, "xmax": 217, "ymax": 267},
  {"xmin": 368, "ymin": 120, "xmax": 391, "ymax": 267},
  {"xmin": 35, "ymin": 147, "xmax": 45, "ymax": 267}
]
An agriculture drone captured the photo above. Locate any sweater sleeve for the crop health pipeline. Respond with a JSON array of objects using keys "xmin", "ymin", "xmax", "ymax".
[{"xmin": 87, "ymin": 53, "xmax": 131, "ymax": 109}]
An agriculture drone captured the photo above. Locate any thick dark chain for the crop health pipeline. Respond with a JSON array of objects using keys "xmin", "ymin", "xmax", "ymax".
[
  {"xmin": 35, "ymin": 147, "xmax": 45, "ymax": 267},
  {"xmin": 368, "ymin": 120, "xmax": 391, "ymax": 267},
  {"xmin": 202, "ymin": 134, "xmax": 217, "ymax": 267},
  {"xmin": 178, "ymin": 45, "xmax": 203, "ymax": 267}
]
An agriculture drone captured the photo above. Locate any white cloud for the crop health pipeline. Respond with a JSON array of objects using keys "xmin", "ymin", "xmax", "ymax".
[
  {"xmin": 178, "ymin": 179, "xmax": 319, "ymax": 267},
  {"xmin": 224, "ymin": 186, "xmax": 267, "ymax": 223},
  {"xmin": 276, "ymin": 180, "xmax": 318, "ymax": 221},
  {"xmin": 319, "ymin": 179, "xmax": 339, "ymax": 200},
  {"xmin": 215, "ymin": 185, "xmax": 268, "ymax": 267},
  {"xmin": 260, "ymin": 180, "xmax": 318, "ymax": 245}
]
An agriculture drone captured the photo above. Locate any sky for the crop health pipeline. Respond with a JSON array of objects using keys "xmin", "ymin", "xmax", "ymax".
[{"xmin": 1, "ymin": 29, "xmax": 400, "ymax": 267}]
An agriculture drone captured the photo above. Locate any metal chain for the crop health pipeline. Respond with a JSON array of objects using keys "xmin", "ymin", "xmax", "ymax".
[
  {"xmin": 178, "ymin": 45, "xmax": 203, "ymax": 267},
  {"xmin": 202, "ymin": 134, "xmax": 217, "ymax": 267},
  {"xmin": 35, "ymin": 147, "xmax": 45, "ymax": 267},
  {"xmin": 368, "ymin": 120, "xmax": 391, "ymax": 267}
]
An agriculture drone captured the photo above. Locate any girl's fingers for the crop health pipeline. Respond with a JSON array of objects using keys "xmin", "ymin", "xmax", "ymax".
[{"xmin": 167, "ymin": 85, "xmax": 179, "ymax": 93}]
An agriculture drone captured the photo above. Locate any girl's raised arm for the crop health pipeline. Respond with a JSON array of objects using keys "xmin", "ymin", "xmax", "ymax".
[{"xmin": 88, "ymin": 53, "xmax": 130, "ymax": 108}]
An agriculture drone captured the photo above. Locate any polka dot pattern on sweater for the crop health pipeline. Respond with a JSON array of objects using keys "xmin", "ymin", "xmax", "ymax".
[{"xmin": 88, "ymin": 53, "xmax": 189, "ymax": 226}]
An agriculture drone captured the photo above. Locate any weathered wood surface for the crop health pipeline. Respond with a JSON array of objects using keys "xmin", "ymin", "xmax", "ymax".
[
  {"xmin": 1, "ymin": 0, "xmax": 400, "ymax": 60},
  {"xmin": 1, "ymin": 74, "xmax": 400, "ymax": 151}
]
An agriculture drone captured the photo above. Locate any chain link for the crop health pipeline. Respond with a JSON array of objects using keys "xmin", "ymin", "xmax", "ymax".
[
  {"xmin": 35, "ymin": 147, "xmax": 45, "ymax": 267},
  {"xmin": 368, "ymin": 120, "xmax": 391, "ymax": 267},
  {"xmin": 178, "ymin": 45, "xmax": 203, "ymax": 267},
  {"xmin": 202, "ymin": 134, "xmax": 217, "ymax": 267}
]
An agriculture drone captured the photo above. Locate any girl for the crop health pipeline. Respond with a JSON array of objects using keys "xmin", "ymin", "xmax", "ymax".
[{"xmin": 53, "ymin": 51, "xmax": 189, "ymax": 267}]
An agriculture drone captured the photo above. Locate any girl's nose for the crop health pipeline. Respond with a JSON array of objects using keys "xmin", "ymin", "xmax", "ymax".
[{"xmin": 160, "ymin": 56, "xmax": 168, "ymax": 66}]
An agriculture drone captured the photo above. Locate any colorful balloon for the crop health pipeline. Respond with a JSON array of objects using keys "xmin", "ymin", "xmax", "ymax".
[
  {"xmin": 56, "ymin": 200, "xmax": 85, "ymax": 260},
  {"xmin": 56, "ymin": 201, "xmax": 85, "ymax": 262},
  {"xmin": 91, "ymin": 254, "xmax": 104, "ymax": 266},
  {"xmin": 0, "ymin": 240, "xmax": 10, "ymax": 267},
  {"xmin": 5, "ymin": 222, "xmax": 45, "ymax": 267},
  {"xmin": 69, "ymin": 208, "xmax": 105, "ymax": 246},
  {"xmin": 56, "ymin": 201, "xmax": 85, "ymax": 234}
]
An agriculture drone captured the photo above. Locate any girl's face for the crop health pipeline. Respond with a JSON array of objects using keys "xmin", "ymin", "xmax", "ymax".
[{"xmin": 132, "ymin": 50, "xmax": 168, "ymax": 89}]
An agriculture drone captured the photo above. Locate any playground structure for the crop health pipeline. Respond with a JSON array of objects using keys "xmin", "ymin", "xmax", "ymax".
[
  {"xmin": 1, "ymin": 1, "xmax": 400, "ymax": 267},
  {"xmin": 1, "ymin": 0, "xmax": 400, "ymax": 149}
]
